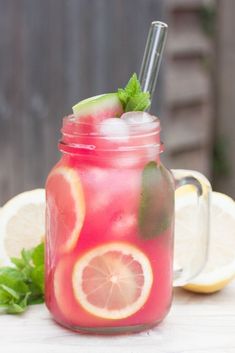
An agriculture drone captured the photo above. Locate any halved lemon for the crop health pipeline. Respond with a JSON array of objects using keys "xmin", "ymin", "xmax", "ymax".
[
  {"xmin": 72, "ymin": 242, "xmax": 153, "ymax": 319},
  {"xmin": 46, "ymin": 166, "xmax": 85, "ymax": 253},
  {"xmin": 175, "ymin": 189, "xmax": 235, "ymax": 293},
  {"xmin": 0, "ymin": 189, "xmax": 45, "ymax": 265}
]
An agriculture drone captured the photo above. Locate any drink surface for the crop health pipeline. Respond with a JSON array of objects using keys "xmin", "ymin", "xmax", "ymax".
[{"xmin": 46, "ymin": 111, "xmax": 175, "ymax": 333}]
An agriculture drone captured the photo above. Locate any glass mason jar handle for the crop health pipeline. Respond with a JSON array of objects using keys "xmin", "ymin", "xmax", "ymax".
[{"xmin": 171, "ymin": 169, "xmax": 211, "ymax": 287}]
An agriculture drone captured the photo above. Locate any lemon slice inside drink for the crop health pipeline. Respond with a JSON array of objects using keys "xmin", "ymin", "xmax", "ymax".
[
  {"xmin": 46, "ymin": 167, "xmax": 86, "ymax": 253},
  {"xmin": 71, "ymin": 242, "xmax": 153, "ymax": 319}
]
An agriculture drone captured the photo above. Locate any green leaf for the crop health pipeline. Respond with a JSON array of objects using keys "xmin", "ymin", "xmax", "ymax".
[
  {"xmin": 31, "ymin": 264, "xmax": 44, "ymax": 292},
  {"xmin": 125, "ymin": 92, "xmax": 150, "ymax": 112},
  {"xmin": 10, "ymin": 257, "xmax": 25, "ymax": 269},
  {"xmin": 21, "ymin": 265, "xmax": 33, "ymax": 280},
  {"xmin": 6, "ymin": 291, "xmax": 31, "ymax": 314},
  {"xmin": 0, "ymin": 287, "xmax": 11, "ymax": 304},
  {"xmin": 0, "ymin": 284, "xmax": 20, "ymax": 300},
  {"xmin": 0, "ymin": 267, "xmax": 24, "ymax": 281},
  {"xmin": 21, "ymin": 248, "xmax": 33, "ymax": 265},
  {"xmin": 117, "ymin": 88, "xmax": 129, "ymax": 106},
  {"xmin": 138, "ymin": 161, "xmax": 174, "ymax": 239},
  {"xmin": 28, "ymin": 295, "xmax": 44, "ymax": 305},
  {"xmin": 0, "ymin": 268, "xmax": 28, "ymax": 294},
  {"xmin": 118, "ymin": 73, "xmax": 150, "ymax": 112},
  {"xmin": 124, "ymin": 73, "xmax": 142, "ymax": 96},
  {"xmin": 0, "ymin": 242, "xmax": 45, "ymax": 315},
  {"xmin": 32, "ymin": 243, "xmax": 44, "ymax": 267},
  {"xmin": 7, "ymin": 303, "xmax": 26, "ymax": 314}
]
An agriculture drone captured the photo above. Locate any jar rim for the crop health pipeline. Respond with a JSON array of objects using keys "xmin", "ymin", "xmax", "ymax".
[
  {"xmin": 59, "ymin": 114, "xmax": 162, "ymax": 155},
  {"xmin": 62, "ymin": 114, "xmax": 161, "ymax": 137}
]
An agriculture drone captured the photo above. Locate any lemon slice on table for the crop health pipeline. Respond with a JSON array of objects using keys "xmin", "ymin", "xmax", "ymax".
[
  {"xmin": 175, "ymin": 189, "xmax": 235, "ymax": 293},
  {"xmin": 0, "ymin": 189, "xmax": 45, "ymax": 265},
  {"xmin": 70, "ymin": 242, "xmax": 153, "ymax": 319}
]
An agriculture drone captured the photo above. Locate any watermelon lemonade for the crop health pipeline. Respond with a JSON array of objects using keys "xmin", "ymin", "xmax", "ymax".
[{"xmin": 45, "ymin": 75, "xmax": 175, "ymax": 333}]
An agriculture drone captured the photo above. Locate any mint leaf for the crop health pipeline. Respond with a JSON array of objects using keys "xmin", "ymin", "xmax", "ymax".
[
  {"xmin": 32, "ymin": 243, "xmax": 44, "ymax": 267},
  {"xmin": 11, "ymin": 257, "xmax": 25, "ymax": 269},
  {"xmin": 0, "ymin": 284, "xmax": 20, "ymax": 300},
  {"xmin": 6, "ymin": 294, "xmax": 30, "ymax": 314},
  {"xmin": 0, "ymin": 242, "xmax": 45, "ymax": 314},
  {"xmin": 7, "ymin": 303, "xmax": 25, "ymax": 314},
  {"xmin": 0, "ymin": 268, "xmax": 28, "ymax": 293},
  {"xmin": 0, "ymin": 287, "xmax": 10, "ymax": 303},
  {"xmin": 31, "ymin": 264, "xmax": 44, "ymax": 292},
  {"xmin": 21, "ymin": 248, "xmax": 33, "ymax": 265},
  {"xmin": 28, "ymin": 295, "xmax": 44, "ymax": 305},
  {"xmin": 138, "ymin": 162, "xmax": 174, "ymax": 239},
  {"xmin": 125, "ymin": 92, "xmax": 150, "ymax": 112},
  {"xmin": 118, "ymin": 73, "xmax": 150, "ymax": 112},
  {"xmin": 123, "ymin": 73, "xmax": 142, "ymax": 96}
]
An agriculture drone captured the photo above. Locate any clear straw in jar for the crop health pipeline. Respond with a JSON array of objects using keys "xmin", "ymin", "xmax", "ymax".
[{"xmin": 139, "ymin": 21, "xmax": 168, "ymax": 104}]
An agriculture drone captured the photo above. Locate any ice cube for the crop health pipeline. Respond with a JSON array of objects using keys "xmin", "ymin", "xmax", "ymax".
[
  {"xmin": 99, "ymin": 118, "xmax": 129, "ymax": 141},
  {"xmin": 91, "ymin": 193, "xmax": 110, "ymax": 212},
  {"xmin": 111, "ymin": 214, "xmax": 137, "ymax": 237},
  {"xmin": 121, "ymin": 111, "xmax": 156, "ymax": 124}
]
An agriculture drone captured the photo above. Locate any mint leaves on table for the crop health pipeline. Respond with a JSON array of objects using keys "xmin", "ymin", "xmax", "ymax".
[
  {"xmin": 118, "ymin": 73, "xmax": 151, "ymax": 112},
  {"xmin": 0, "ymin": 242, "xmax": 44, "ymax": 314},
  {"xmin": 138, "ymin": 161, "xmax": 174, "ymax": 239}
]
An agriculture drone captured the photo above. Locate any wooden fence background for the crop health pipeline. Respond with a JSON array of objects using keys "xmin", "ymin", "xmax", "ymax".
[
  {"xmin": 163, "ymin": 0, "xmax": 214, "ymax": 179},
  {"xmin": 1, "ymin": 0, "xmax": 233, "ymax": 204},
  {"xmin": 0, "ymin": 0, "xmax": 165, "ymax": 204}
]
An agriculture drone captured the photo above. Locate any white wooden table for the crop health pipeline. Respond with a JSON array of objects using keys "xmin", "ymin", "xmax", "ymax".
[{"xmin": 1, "ymin": 282, "xmax": 235, "ymax": 353}]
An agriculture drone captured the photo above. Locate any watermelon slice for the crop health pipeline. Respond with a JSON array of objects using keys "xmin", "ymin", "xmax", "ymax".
[{"xmin": 72, "ymin": 93, "xmax": 123, "ymax": 123}]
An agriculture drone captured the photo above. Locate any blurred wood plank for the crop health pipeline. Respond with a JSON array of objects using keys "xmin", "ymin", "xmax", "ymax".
[
  {"xmin": 166, "ymin": 148, "xmax": 211, "ymax": 177},
  {"xmin": 164, "ymin": 103, "xmax": 212, "ymax": 152},
  {"xmin": 165, "ymin": 60, "xmax": 210, "ymax": 106},
  {"xmin": 167, "ymin": 0, "xmax": 206, "ymax": 9},
  {"xmin": 0, "ymin": 1, "xmax": 25, "ymax": 202},
  {"xmin": 167, "ymin": 30, "xmax": 211, "ymax": 57},
  {"xmin": 21, "ymin": 1, "xmax": 52, "ymax": 189},
  {"xmin": 214, "ymin": 0, "xmax": 235, "ymax": 197},
  {"xmin": 0, "ymin": 1, "xmax": 14, "ymax": 203}
]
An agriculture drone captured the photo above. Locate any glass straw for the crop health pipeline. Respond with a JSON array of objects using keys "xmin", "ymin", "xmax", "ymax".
[{"xmin": 139, "ymin": 21, "xmax": 168, "ymax": 103}]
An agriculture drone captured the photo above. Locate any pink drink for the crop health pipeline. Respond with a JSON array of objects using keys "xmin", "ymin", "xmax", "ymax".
[{"xmin": 46, "ymin": 113, "xmax": 175, "ymax": 334}]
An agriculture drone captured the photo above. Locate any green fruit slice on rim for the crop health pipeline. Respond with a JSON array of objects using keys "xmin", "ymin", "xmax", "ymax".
[{"xmin": 72, "ymin": 93, "xmax": 123, "ymax": 122}]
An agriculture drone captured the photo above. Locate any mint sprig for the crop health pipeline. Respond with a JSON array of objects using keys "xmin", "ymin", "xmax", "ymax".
[
  {"xmin": 0, "ymin": 243, "xmax": 44, "ymax": 314},
  {"xmin": 118, "ymin": 73, "xmax": 151, "ymax": 112},
  {"xmin": 138, "ymin": 162, "xmax": 174, "ymax": 239}
]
